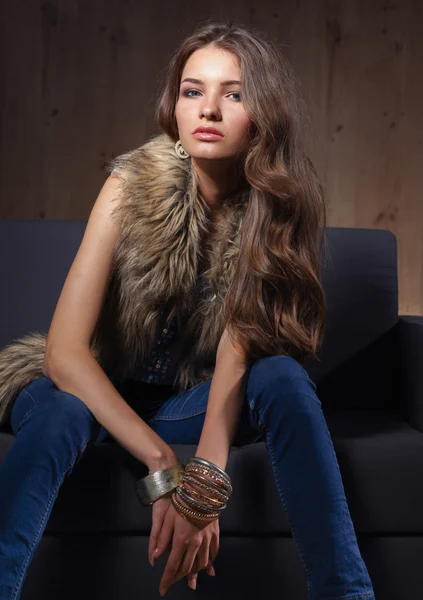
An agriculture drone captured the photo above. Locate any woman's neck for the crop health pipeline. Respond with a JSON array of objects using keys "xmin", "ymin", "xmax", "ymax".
[{"xmin": 191, "ymin": 156, "xmax": 247, "ymax": 216}]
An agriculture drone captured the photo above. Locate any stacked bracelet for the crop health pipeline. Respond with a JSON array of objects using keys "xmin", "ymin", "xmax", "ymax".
[
  {"xmin": 171, "ymin": 457, "xmax": 232, "ymax": 525},
  {"xmin": 135, "ymin": 457, "xmax": 232, "ymax": 523}
]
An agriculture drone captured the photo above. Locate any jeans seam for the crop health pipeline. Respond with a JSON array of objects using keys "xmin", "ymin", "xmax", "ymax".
[
  {"xmin": 248, "ymin": 389, "xmax": 373, "ymax": 600},
  {"xmin": 11, "ymin": 437, "xmax": 91, "ymax": 600},
  {"xmin": 15, "ymin": 389, "xmax": 39, "ymax": 432},
  {"xmin": 246, "ymin": 381, "xmax": 318, "ymax": 598},
  {"xmin": 326, "ymin": 595, "xmax": 375, "ymax": 600},
  {"xmin": 152, "ymin": 408, "xmax": 207, "ymax": 422},
  {"xmin": 151, "ymin": 389, "xmax": 209, "ymax": 421},
  {"xmin": 263, "ymin": 423, "xmax": 314, "ymax": 599}
]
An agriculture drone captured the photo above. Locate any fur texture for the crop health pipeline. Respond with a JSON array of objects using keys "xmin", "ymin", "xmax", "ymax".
[{"xmin": 0, "ymin": 133, "xmax": 249, "ymax": 426}]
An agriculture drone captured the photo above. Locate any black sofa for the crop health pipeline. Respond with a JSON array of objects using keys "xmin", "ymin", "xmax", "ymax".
[{"xmin": 0, "ymin": 220, "xmax": 422, "ymax": 600}]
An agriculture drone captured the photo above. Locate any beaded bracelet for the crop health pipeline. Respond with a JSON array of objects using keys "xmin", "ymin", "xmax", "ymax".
[{"xmin": 171, "ymin": 457, "xmax": 232, "ymax": 525}]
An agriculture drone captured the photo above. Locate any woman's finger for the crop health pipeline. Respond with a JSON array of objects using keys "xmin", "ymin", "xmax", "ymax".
[
  {"xmin": 159, "ymin": 541, "xmax": 190, "ymax": 595},
  {"xmin": 149, "ymin": 503, "xmax": 167, "ymax": 565},
  {"xmin": 186, "ymin": 535, "xmax": 208, "ymax": 574},
  {"xmin": 172, "ymin": 541, "xmax": 201, "ymax": 584},
  {"xmin": 154, "ymin": 502, "xmax": 176, "ymax": 564},
  {"xmin": 209, "ymin": 519, "xmax": 220, "ymax": 562},
  {"xmin": 206, "ymin": 557, "xmax": 216, "ymax": 577},
  {"xmin": 187, "ymin": 571, "xmax": 198, "ymax": 590},
  {"xmin": 184, "ymin": 538, "xmax": 209, "ymax": 590}
]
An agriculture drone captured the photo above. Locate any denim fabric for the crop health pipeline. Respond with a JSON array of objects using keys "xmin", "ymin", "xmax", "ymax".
[{"xmin": 0, "ymin": 355, "xmax": 376, "ymax": 600}]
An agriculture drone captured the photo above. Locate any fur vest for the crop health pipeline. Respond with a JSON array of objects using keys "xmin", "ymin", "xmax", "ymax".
[{"xmin": 0, "ymin": 133, "xmax": 250, "ymax": 426}]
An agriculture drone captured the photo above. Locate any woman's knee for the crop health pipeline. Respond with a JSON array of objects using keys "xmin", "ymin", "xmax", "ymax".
[
  {"xmin": 248, "ymin": 355, "xmax": 309, "ymax": 386},
  {"xmin": 11, "ymin": 375, "xmax": 98, "ymax": 441},
  {"xmin": 246, "ymin": 355, "xmax": 319, "ymax": 410}
]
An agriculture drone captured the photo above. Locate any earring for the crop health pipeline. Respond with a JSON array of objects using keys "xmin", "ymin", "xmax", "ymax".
[{"xmin": 175, "ymin": 140, "xmax": 190, "ymax": 159}]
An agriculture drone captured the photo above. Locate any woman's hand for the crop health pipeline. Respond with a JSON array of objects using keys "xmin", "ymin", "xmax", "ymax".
[{"xmin": 148, "ymin": 493, "xmax": 219, "ymax": 596}]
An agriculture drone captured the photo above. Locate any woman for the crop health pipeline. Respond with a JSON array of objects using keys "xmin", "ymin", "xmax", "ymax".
[{"xmin": 0, "ymin": 19, "xmax": 376, "ymax": 600}]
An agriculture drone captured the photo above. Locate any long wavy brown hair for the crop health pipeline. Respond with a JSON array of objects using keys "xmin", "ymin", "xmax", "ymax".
[{"xmin": 155, "ymin": 18, "xmax": 328, "ymax": 368}]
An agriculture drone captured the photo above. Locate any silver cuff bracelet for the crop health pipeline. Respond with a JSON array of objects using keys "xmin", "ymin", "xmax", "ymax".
[{"xmin": 135, "ymin": 463, "xmax": 185, "ymax": 506}]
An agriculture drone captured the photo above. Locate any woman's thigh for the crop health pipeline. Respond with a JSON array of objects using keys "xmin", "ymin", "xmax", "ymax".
[
  {"xmin": 146, "ymin": 378, "xmax": 263, "ymax": 447},
  {"xmin": 10, "ymin": 375, "xmax": 109, "ymax": 444},
  {"xmin": 145, "ymin": 354, "xmax": 314, "ymax": 447}
]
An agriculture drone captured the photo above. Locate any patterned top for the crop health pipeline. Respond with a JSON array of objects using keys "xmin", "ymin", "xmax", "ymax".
[
  {"xmin": 131, "ymin": 312, "xmax": 182, "ymax": 386},
  {"xmin": 132, "ymin": 262, "xmax": 211, "ymax": 386},
  {"xmin": 113, "ymin": 312, "xmax": 186, "ymax": 425}
]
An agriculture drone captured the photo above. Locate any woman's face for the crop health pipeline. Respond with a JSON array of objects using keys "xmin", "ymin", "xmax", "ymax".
[{"xmin": 175, "ymin": 46, "xmax": 253, "ymax": 161}]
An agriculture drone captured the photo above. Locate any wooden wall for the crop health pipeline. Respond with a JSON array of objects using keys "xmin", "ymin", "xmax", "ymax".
[{"xmin": 1, "ymin": 1, "xmax": 422, "ymax": 315}]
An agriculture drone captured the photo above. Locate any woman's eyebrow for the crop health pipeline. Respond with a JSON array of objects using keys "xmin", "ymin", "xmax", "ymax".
[{"xmin": 181, "ymin": 77, "xmax": 241, "ymax": 86}]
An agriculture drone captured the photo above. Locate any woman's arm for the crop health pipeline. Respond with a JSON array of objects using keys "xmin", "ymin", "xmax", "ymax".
[
  {"xmin": 47, "ymin": 347, "xmax": 179, "ymax": 473},
  {"xmin": 43, "ymin": 173, "xmax": 178, "ymax": 473},
  {"xmin": 194, "ymin": 328, "xmax": 250, "ymax": 471}
]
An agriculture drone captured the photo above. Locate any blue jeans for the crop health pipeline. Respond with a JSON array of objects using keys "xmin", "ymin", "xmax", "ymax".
[{"xmin": 0, "ymin": 355, "xmax": 376, "ymax": 600}]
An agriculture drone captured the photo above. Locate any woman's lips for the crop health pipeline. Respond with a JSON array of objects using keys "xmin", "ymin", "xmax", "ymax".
[{"xmin": 192, "ymin": 131, "xmax": 224, "ymax": 140}]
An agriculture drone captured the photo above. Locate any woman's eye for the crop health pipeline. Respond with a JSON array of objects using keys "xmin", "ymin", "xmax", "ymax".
[
  {"xmin": 183, "ymin": 90, "xmax": 241, "ymax": 101},
  {"xmin": 183, "ymin": 90, "xmax": 200, "ymax": 97}
]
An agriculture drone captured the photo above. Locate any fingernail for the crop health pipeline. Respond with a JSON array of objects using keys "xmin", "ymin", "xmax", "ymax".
[
  {"xmin": 210, "ymin": 565, "xmax": 216, "ymax": 576},
  {"xmin": 159, "ymin": 587, "xmax": 166, "ymax": 596},
  {"xmin": 151, "ymin": 548, "xmax": 159, "ymax": 567}
]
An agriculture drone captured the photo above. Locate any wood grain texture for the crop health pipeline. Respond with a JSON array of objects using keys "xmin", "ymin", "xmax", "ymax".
[{"xmin": 1, "ymin": 0, "xmax": 421, "ymax": 315}]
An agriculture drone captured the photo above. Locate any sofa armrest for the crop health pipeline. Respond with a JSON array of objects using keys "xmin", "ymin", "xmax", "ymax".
[{"xmin": 397, "ymin": 315, "xmax": 423, "ymax": 432}]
